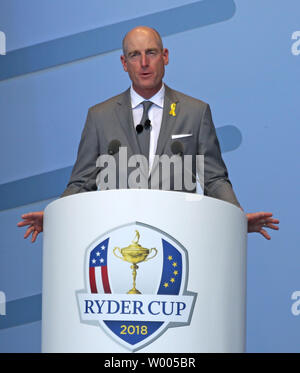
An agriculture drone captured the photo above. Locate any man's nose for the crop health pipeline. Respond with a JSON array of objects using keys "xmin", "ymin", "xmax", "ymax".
[{"xmin": 140, "ymin": 53, "xmax": 149, "ymax": 67}]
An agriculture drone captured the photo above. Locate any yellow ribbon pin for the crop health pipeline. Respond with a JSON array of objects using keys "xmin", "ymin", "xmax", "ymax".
[{"xmin": 169, "ymin": 103, "xmax": 176, "ymax": 117}]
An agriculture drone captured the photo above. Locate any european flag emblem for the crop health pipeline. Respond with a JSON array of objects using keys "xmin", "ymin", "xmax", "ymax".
[{"xmin": 158, "ymin": 239, "xmax": 182, "ymax": 295}]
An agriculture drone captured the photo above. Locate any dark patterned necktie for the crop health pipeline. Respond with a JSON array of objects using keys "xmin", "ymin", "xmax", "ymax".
[{"xmin": 137, "ymin": 100, "xmax": 153, "ymax": 159}]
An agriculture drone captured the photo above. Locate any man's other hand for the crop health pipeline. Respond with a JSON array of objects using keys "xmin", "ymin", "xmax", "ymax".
[
  {"xmin": 246, "ymin": 212, "xmax": 279, "ymax": 240},
  {"xmin": 17, "ymin": 211, "xmax": 44, "ymax": 243}
]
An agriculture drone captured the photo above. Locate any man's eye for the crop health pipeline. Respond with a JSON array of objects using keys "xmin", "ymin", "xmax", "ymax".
[{"xmin": 129, "ymin": 52, "xmax": 139, "ymax": 58}]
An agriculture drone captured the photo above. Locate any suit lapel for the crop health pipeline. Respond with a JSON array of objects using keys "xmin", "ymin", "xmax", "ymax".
[
  {"xmin": 115, "ymin": 88, "xmax": 141, "ymax": 156},
  {"xmin": 151, "ymin": 85, "xmax": 179, "ymax": 179},
  {"xmin": 155, "ymin": 85, "xmax": 179, "ymax": 157}
]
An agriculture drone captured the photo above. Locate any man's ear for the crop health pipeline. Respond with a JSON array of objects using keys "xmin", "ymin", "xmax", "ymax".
[
  {"xmin": 163, "ymin": 48, "xmax": 169, "ymax": 66},
  {"xmin": 120, "ymin": 55, "xmax": 128, "ymax": 72}
]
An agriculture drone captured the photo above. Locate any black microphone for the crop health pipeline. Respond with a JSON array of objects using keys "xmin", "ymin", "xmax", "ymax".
[
  {"xmin": 171, "ymin": 141, "xmax": 184, "ymax": 157},
  {"xmin": 136, "ymin": 119, "xmax": 152, "ymax": 134},
  {"xmin": 144, "ymin": 119, "xmax": 151, "ymax": 130},
  {"xmin": 78, "ymin": 140, "xmax": 121, "ymax": 192},
  {"xmin": 136, "ymin": 124, "xmax": 143, "ymax": 134},
  {"xmin": 108, "ymin": 139, "xmax": 121, "ymax": 155}
]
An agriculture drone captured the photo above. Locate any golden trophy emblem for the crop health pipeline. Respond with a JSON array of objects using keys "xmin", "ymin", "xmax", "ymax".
[{"xmin": 113, "ymin": 230, "xmax": 157, "ymax": 294}]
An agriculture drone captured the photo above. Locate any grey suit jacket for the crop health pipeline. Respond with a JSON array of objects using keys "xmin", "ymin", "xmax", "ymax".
[{"xmin": 61, "ymin": 85, "xmax": 240, "ymax": 207}]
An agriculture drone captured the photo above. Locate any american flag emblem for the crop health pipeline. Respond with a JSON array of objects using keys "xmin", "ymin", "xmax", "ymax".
[{"xmin": 89, "ymin": 238, "xmax": 111, "ymax": 294}]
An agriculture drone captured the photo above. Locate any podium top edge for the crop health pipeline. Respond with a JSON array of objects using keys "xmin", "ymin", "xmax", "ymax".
[{"xmin": 44, "ymin": 189, "xmax": 245, "ymax": 217}]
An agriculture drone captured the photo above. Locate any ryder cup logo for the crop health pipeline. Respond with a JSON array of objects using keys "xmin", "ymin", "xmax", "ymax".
[{"xmin": 76, "ymin": 222, "xmax": 197, "ymax": 351}]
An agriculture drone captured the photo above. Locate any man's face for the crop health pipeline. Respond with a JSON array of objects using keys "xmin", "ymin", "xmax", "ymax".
[{"xmin": 121, "ymin": 28, "xmax": 169, "ymax": 99}]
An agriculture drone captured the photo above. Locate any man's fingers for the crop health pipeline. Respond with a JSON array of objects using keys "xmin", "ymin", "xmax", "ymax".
[
  {"xmin": 247, "ymin": 212, "xmax": 274, "ymax": 223},
  {"xmin": 17, "ymin": 220, "xmax": 33, "ymax": 227},
  {"xmin": 31, "ymin": 231, "xmax": 38, "ymax": 243},
  {"xmin": 23, "ymin": 226, "xmax": 41, "ymax": 241},
  {"xmin": 24, "ymin": 226, "xmax": 34, "ymax": 239},
  {"xmin": 18, "ymin": 211, "xmax": 43, "ymax": 243},
  {"xmin": 254, "ymin": 212, "xmax": 273, "ymax": 219},
  {"xmin": 21, "ymin": 213, "xmax": 34, "ymax": 220},
  {"xmin": 267, "ymin": 218, "xmax": 280, "ymax": 224},
  {"xmin": 21, "ymin": 212, "xmax": 39, "ymax": 219},
  {"xmin": 260, "ymin": 229, "xmax": 271, "ymax": 240},
  {"xmin": 254, "ymin": 217, "xmax": 279, "ymax": 226},
  {"xmin": 265, "ymin": 223, "xmax": 279, "ymax": 230},
  {"xmin": 247, "ymin": 212, "xmax": 279, "ymax": 238}
]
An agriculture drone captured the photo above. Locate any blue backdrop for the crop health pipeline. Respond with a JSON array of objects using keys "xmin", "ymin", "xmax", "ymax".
[{"xmin": 0, "ymin": 0, "xmax": 299, "ymax": 352}]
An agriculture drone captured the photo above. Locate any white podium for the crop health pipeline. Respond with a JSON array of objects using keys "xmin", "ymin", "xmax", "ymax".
[{"xmin": 42, "ymin": 190, "xmax": 247, "ymax": 353}]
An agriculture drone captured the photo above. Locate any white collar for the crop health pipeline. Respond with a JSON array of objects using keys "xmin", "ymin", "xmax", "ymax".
[{"xmin": 130, "ymin": 83, "xmax": 165, "ymax": 109}]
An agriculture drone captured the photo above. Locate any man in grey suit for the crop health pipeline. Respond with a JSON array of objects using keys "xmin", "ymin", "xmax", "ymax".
[{"xmin": 18, "ymin": 26, "xmax": 279, "ymax": 241}]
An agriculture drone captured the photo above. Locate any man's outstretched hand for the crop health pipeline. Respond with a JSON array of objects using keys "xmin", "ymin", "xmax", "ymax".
[
  {"xmin": 17, "ymin": 211, "xmax": 44, "ymax": 243},
  {"xmin": 246, "ymin": 212, "xmax": 279, "ymax": 240}
]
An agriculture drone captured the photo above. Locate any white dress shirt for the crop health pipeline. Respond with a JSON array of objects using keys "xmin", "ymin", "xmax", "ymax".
[{"xmin": 130, "ymin": 84, "xmax": 165, "ymax": 172}]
